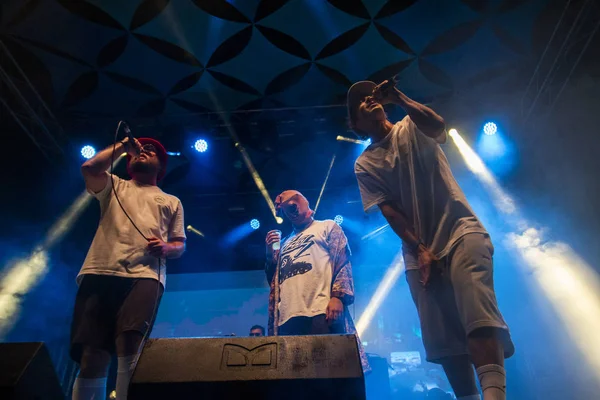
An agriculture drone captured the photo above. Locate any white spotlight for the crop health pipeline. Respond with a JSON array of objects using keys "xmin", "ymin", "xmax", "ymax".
[{"xmin": 194, "ymin": 139, "xmax": 208, "ymax": 153}]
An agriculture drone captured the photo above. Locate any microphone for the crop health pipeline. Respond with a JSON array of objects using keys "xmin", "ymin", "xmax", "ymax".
[
  {"xmin": 121, "ymin": 121, "xmax": 131, "ymax": 137},
  {"xmin": 120, "ymin": 121, "xmax": 140, "ymax": 154},
  {"xmin": 336, "ymin": 135, "xmax": 370, "ymax": 145},
  {"xmin": 186, "ymin": 225, "xmax": 205, "ymax": 238},
  {"xmin": 376, "ymin": 75, "xmax": 399, "ymax": 92}
]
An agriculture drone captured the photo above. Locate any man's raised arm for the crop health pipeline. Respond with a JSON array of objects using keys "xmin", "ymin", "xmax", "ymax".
[
  {"xmin": 376, "ymin": 83, "xmax": 446, "ymax": 143},
  {"xmin": 81, "ymin": 137, "xmax": 139, "ymax": 194}
]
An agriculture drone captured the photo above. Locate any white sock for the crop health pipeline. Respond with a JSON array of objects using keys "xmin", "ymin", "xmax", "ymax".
[
  {"xmin": 116, "ymin": 354, "xmax": 140, "ymax": 400},
  {"xmin": 458, "ymin": 395, "xmax": 481, "ymax": 400},
  {"xmin": 72, "ymin": 377, "xmax": 107, "ymax": 400},
  {"xmin": 476, "ymin": 364, "xmax": 506, "ymax": 400}
]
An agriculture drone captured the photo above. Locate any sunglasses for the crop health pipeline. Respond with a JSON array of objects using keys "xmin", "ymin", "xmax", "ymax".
[{"xmin": 140, "ymin": 144, "xmax": 157, "ymax": 154}]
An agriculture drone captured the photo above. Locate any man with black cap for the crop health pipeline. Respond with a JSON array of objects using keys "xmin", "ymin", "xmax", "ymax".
[
  {"xmin": 348, "ymin": 80, "xmax": 514, "ymax": 400},
  {"xmin": 264, "ymin": 190, "xmax": 369, "ymax": 373},
  {"xmin": 70, "ymin": 136, "xmax": 186, "ymax": 400}
]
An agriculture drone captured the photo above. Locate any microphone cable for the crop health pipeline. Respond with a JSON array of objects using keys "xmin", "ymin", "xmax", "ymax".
[
  {"xmin": 111, "ymin": 121, "xmax": 149, "ymax": 242},
  {"xmin": 111, "ymin": 120, "xmax": 162, "ymax": 358}
]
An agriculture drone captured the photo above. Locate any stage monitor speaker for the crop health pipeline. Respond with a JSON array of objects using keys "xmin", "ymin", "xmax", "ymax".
[
  {"xmin": 130, "ymin": 334, "xmax": 365, "ymax": 400},
  {"xmin": 0, "ymin": 342, "xmax": 65, "ymax": 400}
]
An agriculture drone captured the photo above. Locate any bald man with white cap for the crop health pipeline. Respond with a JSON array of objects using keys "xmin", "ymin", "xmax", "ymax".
[
  {"xmin": 264, "ymin": 190, "xmax": 369, "ymax": 372},
  {"xmin": 348, "ymin": 80, "xmax": 514, "ymax": 400}
]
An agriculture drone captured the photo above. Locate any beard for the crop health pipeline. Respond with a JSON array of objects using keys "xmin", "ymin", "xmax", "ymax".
[
  {"xmin": 130, "ymin": 160, "xmax": 158, "ymax": 175},
  {"xmin": 285, "ymin": 206, "xmax": 312, "ymax": 225},
  {"xmin": 287, "ymin": 205, "xmax": 300, "ymax": 220}
]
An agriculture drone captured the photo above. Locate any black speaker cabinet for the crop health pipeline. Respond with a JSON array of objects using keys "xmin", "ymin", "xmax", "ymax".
[
  {"xmin": 130, "ymin": 334, "xmax": 366, "ymax": 399},
  {"xmin": 0, "ymin": 342, "xmax": 64, "ymax": 400}
]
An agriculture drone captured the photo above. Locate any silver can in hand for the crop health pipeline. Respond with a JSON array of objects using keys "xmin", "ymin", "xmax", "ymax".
[{"xmin": 272, "ymin": 230, "xmax": 282, "ymax": 251}]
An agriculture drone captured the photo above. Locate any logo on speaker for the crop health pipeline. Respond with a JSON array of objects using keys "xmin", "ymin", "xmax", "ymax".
[{"xmin": 221, "ymin": 343, "xmax": 277, "ymax": 370}]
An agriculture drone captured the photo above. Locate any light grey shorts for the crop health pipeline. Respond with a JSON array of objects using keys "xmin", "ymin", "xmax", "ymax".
[{"xmin": 406, "ymin": 233, "xmax": 515, "ymax": 363}]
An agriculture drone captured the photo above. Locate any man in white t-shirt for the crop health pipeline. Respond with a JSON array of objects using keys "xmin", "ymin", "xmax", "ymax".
[
  {"xmin": 348, "ymin": 80, "xmax": 514, "ymax": 400},
  {"xmin": 264, "ymin": 190, "xmax": 369, "ymax": 372},
  {"xmin": 70, "ymin": 136, "xmax": 186, "ymax": 400}
]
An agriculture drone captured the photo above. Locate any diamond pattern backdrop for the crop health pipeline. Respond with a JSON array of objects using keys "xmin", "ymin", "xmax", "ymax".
[
  {"xmin": 1, "ymin": 0, "xmax": 549, "ymax": 119},
  {"xmin": 0, "ymin": 0, "xmax": 560, "ymax": 273}
]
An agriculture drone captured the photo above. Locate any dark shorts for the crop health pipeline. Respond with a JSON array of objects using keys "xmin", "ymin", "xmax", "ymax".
[
  {"xmin": 70, "ymin": 274, "xmax": 163, "ymax": 363},
  {"xmin": 407, "ymin": 233, "xmax": 515, "ymax": 363},
  {"xmin": 278, "ymin": 314, "xmax": 345, "ymax": 336}
]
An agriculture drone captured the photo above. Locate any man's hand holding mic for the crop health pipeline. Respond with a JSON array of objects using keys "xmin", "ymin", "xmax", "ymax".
[
  {"xmin": 371, "ymin": 77, "xmax": 445, "ymax": 138},
  {"xmin": 120, "ymin": 137, "xmax": 142, "ymax": 157},
  {"xmin": 119, "ymin": 121, "xmax": 142, "ymax": 156},
  {"xmin": 265, "ymin": 230, "xmax": 282, "ymax": 260},
  {"xmin": 372, "ymin": 78, "xmax": 403, "ymax": 106}
]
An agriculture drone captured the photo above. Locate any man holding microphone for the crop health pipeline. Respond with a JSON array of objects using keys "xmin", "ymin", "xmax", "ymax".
[
  {"xmin": 349, "ymin": 79, "xmax": 514, "ymax": 399},
  {"xmin": 70, "ymin": 134, "xmax": 186, "ymax": 400},
  {"xmin": 264, "ymin": 190, "xmax": 369, "ymax": 372}
]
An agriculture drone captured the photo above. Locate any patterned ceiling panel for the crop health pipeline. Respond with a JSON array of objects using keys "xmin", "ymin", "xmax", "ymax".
[
  {"xmin": 258, "ymin": 1, "xmax": 367, "ymax": 56},
  {"xmin": 376, "ymin": 0, "xmax": 478, "ymax": 54},
  {"xmin": 1, "ymin": 0, "xmax": 549, "ymax": 120},
  {"xmin": 9, "ymin": 1, "xmax": 122, "ymax": 65},
  {"xmin": 269, "ymin": 64, "xmax": 349, "ymax": 108}
]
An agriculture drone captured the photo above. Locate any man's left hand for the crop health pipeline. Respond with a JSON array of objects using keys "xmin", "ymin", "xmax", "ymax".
[
  {"xmin": 147, "ymin": 237, "xmax": 170, "ymax": 258},
  {"xmin": 326, "ymin": 297, "xmax": 344, "ymax": 324}
]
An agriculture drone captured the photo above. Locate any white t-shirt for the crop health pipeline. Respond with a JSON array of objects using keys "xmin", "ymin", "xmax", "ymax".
[
  {"xmin": 277, "ymin": 220, "xmax": 337, "ymax": 326},
  {"xmin": 354, "ymin": 116, "xmax": 486, "ymax": 270},
  {"xmin": 78, "ymin": 172, "xmax": 186, "ymax": 287}
]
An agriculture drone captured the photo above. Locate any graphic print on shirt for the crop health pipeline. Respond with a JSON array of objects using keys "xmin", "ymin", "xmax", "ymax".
[{"xmin": 279, "ymin": 233, "xmax": 315, "ymax": 284}]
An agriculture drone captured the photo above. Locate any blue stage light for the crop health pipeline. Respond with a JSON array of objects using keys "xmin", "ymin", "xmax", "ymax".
[
  {"xmin": 334, "ymin": 215, "xmax": 344, "ymax": 225},
  {"xmin": 250, "ymin": 219, "xmax": 260, "ymax": 230},
  {"xmin": 483, "ymin": 122, "xmax": 497, "ymax": 136},
  {"xmin": 477, "ymin": 123, "xmax": 516, "ymax": 177},
  {"xmin": 194, "ymin": 139, "xmax": 208, "ymax": 153},
  {"xmin": 81, "ymin": 145, "xmax": 96, "ymax": 159}
]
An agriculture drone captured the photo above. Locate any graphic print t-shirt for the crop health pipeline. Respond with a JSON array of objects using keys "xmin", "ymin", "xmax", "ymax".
[
  {"xmin": 78, "ymin": 172, "xmax": 186, "ymax": 287},
  {"xmin": 277, "ymin": 220, "xmax": 337, "ymax": 326}
]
